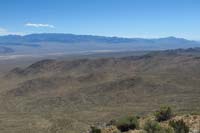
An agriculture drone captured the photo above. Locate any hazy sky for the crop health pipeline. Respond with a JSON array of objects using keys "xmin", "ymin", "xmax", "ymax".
[{"xmin": 0, "ymin": 0, "xmax": 199, "ymax": 40}]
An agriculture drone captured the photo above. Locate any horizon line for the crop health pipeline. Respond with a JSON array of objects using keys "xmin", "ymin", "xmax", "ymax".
[{"xmin": 0, "ymin": 33, "xmax": 197, "ymax": 41}]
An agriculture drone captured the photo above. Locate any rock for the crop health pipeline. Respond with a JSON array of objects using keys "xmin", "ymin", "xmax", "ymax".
[{"xmin": 101, "ymin": 125, "xmax": 120, "ymax": 133}]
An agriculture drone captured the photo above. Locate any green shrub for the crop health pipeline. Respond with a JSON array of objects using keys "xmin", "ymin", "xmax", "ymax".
[
  {"xmin": 155, "ymin": 106, "xmax": 173, "ymax": 122},
  {"xmin": 144, "ymin": 120, "xmax": 162, "ymax": 133},
  {"xmin": 164, "ymin": 127, "xmax": 174, "ymax": 133},
  {"xmin": 90, "ymin": 126, "xmax": 101, "ymax": 133},
  {"xmin": 144, "ymin": 120, "xmax": 174, "ymax": 133},
  {"xmin": 115, "ymin": 116, "xmax": 139, "ymax": 132},
  {"xmin": 169, "ymin": 120, "xmax": 189, "ymax": 133}
]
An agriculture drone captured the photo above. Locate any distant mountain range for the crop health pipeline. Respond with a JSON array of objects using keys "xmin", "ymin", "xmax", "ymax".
[
  {"xmin": 0, "ymin": 33, "xmax": 198, "ymax": 44},
  {"xmin": 0, "ymin": 33, "xmax": 199, "ymax": 55},
  {"xmin": 0, "ymin": 46, "xmax": 14, "ymax": 53}
]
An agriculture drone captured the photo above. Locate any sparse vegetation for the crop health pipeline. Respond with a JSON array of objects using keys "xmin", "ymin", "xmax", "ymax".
[
  {"xmin": 155, "ymin": 106, "xmax": 173, "ymax": 122},
  {"xmin": 115, "ymin": 116, "xmax": 139, "ymax": 132},
  {"xmin": 93, "ymin": 106, "xmax": 197, "ymax": 133},
  {"xmin": 144, "ymin": 120, "xmax": 162, "ymax": 133},
  {"xmin": 90, "ymin": 126, "xmax": 101, "ymax": 133},
  {"xmin": 0, "ymin": 49, "xmax": 200, "ymax": 132},
  {"xmin": 164, "ymin": 127, "xmax": 175, "ymax": 133},
  {"xmin": 169, "ymin": 120, "xmax": 189, "ymax": 133},
  {"xmin": 144, "ymin": 120, "xmax": 174, "ymax": 133}
]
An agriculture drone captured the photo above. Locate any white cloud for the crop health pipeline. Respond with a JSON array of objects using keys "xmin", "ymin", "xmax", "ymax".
[
  {"xmin": 25, "ymin": 23, "xmax": 55, "ymax": 28},
  {"xmin": 0, "ymin": 28, "xmax": 23, "ymax": 35},
  {"xmin": 0, "ymin": 28, "xmax": 8, "ymax": 35}
]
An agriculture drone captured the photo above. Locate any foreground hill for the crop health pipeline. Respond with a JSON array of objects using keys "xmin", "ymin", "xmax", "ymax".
[{"xmin": 0, "ymin": 48, "xmax": 200, "ymax": 132}]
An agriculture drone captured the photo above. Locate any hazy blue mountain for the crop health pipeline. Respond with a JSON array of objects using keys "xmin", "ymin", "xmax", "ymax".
[
  {"xmin": 0, "ymin": 46, "xmax": 14, "ymax": 54},
  {"xmin": 0, "ymin": 33, "xmax": 197, "ymax": 44},
  {"xmin": 0, "ymin": 33, "xmax": 199, "ymax": 55}
]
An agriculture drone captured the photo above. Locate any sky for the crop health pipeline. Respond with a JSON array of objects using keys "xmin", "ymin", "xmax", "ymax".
[{"xmin": 0, "ymin": 0, "xmax": 199, "ymax": 40}]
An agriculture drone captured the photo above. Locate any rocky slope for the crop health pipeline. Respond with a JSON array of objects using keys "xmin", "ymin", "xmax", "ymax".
[{"xmin": 0, "ymin": 49, "xmax": 200, "ymax": 132}]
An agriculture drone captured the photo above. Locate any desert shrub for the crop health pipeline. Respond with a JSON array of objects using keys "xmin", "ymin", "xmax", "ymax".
[
  {"xmin": 144, "ymin": 120, "xmax": 162, "ymax": 133},
  {"xmin": 107, "ymin": 119, "xmax": 117, "ymax": 126},
  {"xmin": 164, "ymin": 127, "xmax": 174, "ymax": 133},
  {"xmin": 90, "ymin": 126, "xmax": 101, "ymax": 133},
  {"xmin": 169, "ymin": 120, "xmax": 189, "ymax": 133},
  {"xmin": 115, "ymin": 116, "xmax": 139, "ymax": 132},
  {"xmin": 155, "ymin": 106, "xmax": 173, "ymax": 122},
  {"xmin": 144, "ymin": 120, "xmax": 174, "ymax": 133}
]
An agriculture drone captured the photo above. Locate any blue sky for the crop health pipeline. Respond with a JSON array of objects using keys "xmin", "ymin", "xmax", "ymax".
[{"xmin": 0, "ymin": 0, "xmax": 199, "ymax": 40}]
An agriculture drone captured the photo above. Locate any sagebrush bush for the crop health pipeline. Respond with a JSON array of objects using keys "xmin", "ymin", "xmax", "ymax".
[
  {"xmin": 169, "ymin": 120, "xmax": 189, "ymax": 133},
  {"xmin": 107, "ymin": 119, "xmax": 117, "ymax": 126},
  {"xmin": 164, "ymin": 127, "xmax": 174, "ymax": 133},
  {"xmin": 144, "ymin": 120, "xmax": 162, "ymax": 133},
  {"xmin": 155, "ymin": 106, "xmax": 173, "ymax": 122},
  {"xmin": 144, "ymin": 120, "xmax": 174, "ymax": 133},
  {"xmin": 90, "ymin": 126, "xmax": 101, "ymax": 133},
  {"xmin": 115, "ymin": 116, "xmax": 139, "ymax": 132}
]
